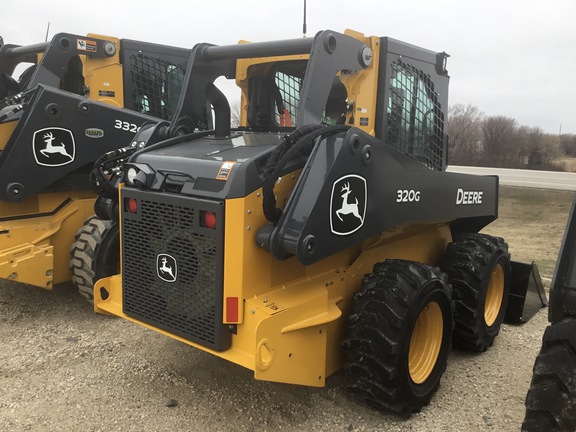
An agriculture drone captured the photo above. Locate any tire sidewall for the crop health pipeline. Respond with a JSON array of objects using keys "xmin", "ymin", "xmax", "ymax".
[
  {"xmin": 94, "ymin": 222, "xmax": 120, "ymax": 281},
  {"xmin": 480, "ymin": 252, "xmax": 511, "ymax": 338},
  {"xmin": 398, "ymin": 281, "xmax": 453, "ymax": 402}
]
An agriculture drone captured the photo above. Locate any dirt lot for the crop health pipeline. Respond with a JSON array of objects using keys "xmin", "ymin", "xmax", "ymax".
[{"xmin": 0, "ymin": 186, "xmax": 573, "ymax": 432}]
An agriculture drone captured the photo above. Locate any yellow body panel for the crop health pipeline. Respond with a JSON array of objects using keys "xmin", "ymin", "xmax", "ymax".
[
  {"xmin": 223, "ymin": 173, "xmax": 305, "ymax": 324},
  {"xmin": 341, "ymin": 30, "xmax": 381, "ymax": 136},
  {"xmin": 95, "ymin": 184, "xmax": 453, "ymax": 387},
  {"xmin": 84, "ymin": 34, "xmax": 124, "ymax": 108},
  {"xmin": 0, "ymin": 121, "xmax": 17, "ymax": 152},
  {"xmin": 0, "ymin": 191, "xmax": 95, "ymax": 288}
]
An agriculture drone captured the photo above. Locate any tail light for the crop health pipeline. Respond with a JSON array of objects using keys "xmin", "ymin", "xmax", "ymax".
[
  {"xmin": 201, "ymin": 211, "xmax": 216, "ymax": 229},
  {"xmin": 126, "ymin": 197, "xmax": 138, "ymax": 214}
]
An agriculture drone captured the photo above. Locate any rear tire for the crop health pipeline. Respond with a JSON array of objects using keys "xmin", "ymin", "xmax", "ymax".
[
  {"xmin": 522, "ymin": 318, "xmax": 576, "ymax": 432},
  {"xmin": 442, "ymin": 233, "xmax": 511, "ymax": 351},
  {"xmin": 69, "ymin": 216, "xmax": 120, "ymax": 303},
  {"xmin": 342, "ymin": 260, "xmax": 453, "ymax": 415}
]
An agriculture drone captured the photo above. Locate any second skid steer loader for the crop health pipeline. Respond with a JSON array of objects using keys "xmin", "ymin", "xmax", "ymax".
[{"xmin": 0, "ymin": 32, "xmax": 194, "ymax": 299}]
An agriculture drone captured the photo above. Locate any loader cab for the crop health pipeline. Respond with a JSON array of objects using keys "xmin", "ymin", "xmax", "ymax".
[
  {"xmin": 120, "ymin": 43, "xmax": 187, "ymax": 120},
  {"xmin": 167, "ymin": 31, "xmax": 379, "ymax": 139},
  {"xmin": 0, "ymin": 33, "xmax": 189, "ymax": 121},
  {"xmin": 246, "ymin": 36, "xmax": 449, "ymax": 171},
  {"xmin": 243, "ymin": 60, "xmax": 348, "ymax": 131},
  {"xmin": 184, "ymin": 32, "xmax": 449, "ymax": 174},
  {"xmin": 244, "ymin": 60, "xmax": 307, "ymax": 131},
  {"xmin": 376, "ymin": 39, "xmax": 450, "ymax": 170},
  {"xmin": 161, "ymin": 46, "xmax": 312, "ymax": 138}
]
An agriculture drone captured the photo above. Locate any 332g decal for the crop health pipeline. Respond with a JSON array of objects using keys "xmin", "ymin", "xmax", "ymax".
[{"xmin": 114, "ymin": 119, "xmax": 141, "ymax": 133}]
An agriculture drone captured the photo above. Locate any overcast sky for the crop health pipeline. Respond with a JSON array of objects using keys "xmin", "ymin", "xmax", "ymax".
[{"xmin": 2, "ymin": 0, "xmax": 574, "ymax": 134}]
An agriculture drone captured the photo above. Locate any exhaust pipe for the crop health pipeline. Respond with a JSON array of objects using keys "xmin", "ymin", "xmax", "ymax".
[{"xmin": 206, "ymin": 83, "xmax": 230, "ymax": 138}]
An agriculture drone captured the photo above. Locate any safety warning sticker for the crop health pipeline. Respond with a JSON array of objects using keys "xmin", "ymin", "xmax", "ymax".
[
  {"xmin": 217, "ymin": 162, "xmax": 236, "ymax": 180},
  {"xmin": 77, "ymin": 39, "xmax": 97, "ymax": 52}
]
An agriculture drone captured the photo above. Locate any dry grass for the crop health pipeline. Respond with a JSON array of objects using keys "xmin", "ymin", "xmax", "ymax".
[
  {"xmin": 557, "ymin": 156, "xmax": 576, "ymax": 172},
  {"xmin": 481, "ymin": 186, "xmax": 574, "ymax": 280}
]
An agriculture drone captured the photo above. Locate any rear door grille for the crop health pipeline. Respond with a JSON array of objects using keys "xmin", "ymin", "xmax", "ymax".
[{"xmin": 121, "ymin": 188, "xmax": 230, "ymax": 351}]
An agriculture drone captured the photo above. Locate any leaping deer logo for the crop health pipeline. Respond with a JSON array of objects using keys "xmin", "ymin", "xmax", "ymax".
[
  {"xmin": 157, "ymin": 254, "xmax": 177, "ymax": 282},
  {"xmin": 159, "ymin": 257, "xmax": 174, "ymax": 279},
  {"xmin": 330, "ymin": 175, "xmax": 367, "ymax": 236},
  {"xmin": 336, "ymin": 182, "xmax": 364, "ymax": 224},
  {"xmin": 40, "ymin": 132, "xmax": 73, "ymax": 160}
]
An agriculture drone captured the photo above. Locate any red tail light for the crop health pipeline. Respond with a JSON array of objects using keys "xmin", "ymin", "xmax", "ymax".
[
  {"xmin": 201, "ymin": 211, "xmax": 216, "ymax": 229},
  {"xmin": 226, "ymin": 297, "xmax": 239, "ymax": 322},
  {"xmin": 126, "ymin": 198, "xmax": 138, "ymax": 214}
]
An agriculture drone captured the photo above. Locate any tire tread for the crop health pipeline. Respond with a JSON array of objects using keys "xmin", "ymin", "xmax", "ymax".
[
  {"xmin": 342, "ymin": 259, "xmax": 453, "ymax": 415},
  {"xmin": 69, "ymin": 216, "xmax": 115, "ymax": 303},
  {"xmin": 442, "ymin": 233, "xmax": 510, "ymax": 351}
]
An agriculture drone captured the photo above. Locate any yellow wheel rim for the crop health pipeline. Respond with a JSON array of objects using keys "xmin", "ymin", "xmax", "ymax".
[
  {"xmin": 409, "ymin": 301, "xmax": 443, "ymax": 384},
  {"xmin": 484, "ymin": 263, "xmax": 505, "ymax": 327}
]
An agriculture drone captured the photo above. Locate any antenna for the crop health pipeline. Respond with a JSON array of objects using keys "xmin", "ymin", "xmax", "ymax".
[
  {"xmin": 45, "ymin": 22, "xmax": 51, "ymax": 42},
  {"xmin": 303, "ymin": 0, "xmax": 307, "ymax": 38}
]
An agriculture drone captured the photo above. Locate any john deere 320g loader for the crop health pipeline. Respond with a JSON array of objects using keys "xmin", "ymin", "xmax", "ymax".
[
  {"xmin": 92, "ymin": 29, "xmax": 543, "ymax": 414},
  {"xmin": 0, "ymin": 32, "xmax": 191, "ymax": 298}
]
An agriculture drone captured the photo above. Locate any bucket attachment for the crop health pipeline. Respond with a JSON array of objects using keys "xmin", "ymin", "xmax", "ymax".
[{"xmin": 505, "ymin": 261, "xmax": 547, "ymax": 323}]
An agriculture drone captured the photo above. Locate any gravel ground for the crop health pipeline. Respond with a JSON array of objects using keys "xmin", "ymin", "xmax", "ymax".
[{"xmin": 0, "ymin": 278, "xmax": 547, "ymax": 432}]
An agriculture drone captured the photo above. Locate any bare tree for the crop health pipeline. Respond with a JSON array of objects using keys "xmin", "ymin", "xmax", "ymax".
[
  {"xmin": 560, "ymin": 134, "xmax": 576, "ymax": 156},
  {"xmin": 448, "ymin": 105, "xmax": 569, "ymax": 170},
  {"xmin": 447, "ymin": 104, "xmax": 484, "ymax": 165},
  {"xmin": 515, "ymin": 126, "xmax": 562, "ymax": 169},
  {"xmin": 230, "ymin": 101, "xmax": 241, "ymax": 128},
  {"xmin": 481, "ymin": 116, "xmax": 518, "ymax": 167}
]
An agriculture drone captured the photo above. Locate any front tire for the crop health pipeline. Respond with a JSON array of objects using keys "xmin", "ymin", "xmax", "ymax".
[
  {"xmin": 69, "ymin": 216, "xmax": 120, "ymax": 303},
  {"xmin": 522, "ymin": 318, "xmax": 576, "ymax": 432},
  {"xmin": 442, "ymin": 233, "xmax": 511, "ymax": 351},
  {"xmin": 342, "ymin": 260, "xmax": 453, "ymax": 415}
]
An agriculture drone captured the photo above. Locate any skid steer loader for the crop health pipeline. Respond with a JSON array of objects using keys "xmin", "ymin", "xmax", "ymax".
[
  {"xmin": 92, "ymin": 29, "xmax": 543, "ymax": 415},
  {"xmin": 0, "ymin": 32, "xmax": 192, "ymax": 299}
]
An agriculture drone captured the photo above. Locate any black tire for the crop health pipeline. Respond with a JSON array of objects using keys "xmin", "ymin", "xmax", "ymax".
[
  {"xmin": 442, "ymin": 233, "xmax": 511, "ymax": 352},
  {"xmin": 342, "ymin": 260, "xmax": 453, "ymax": 415},
  {"xmin": 69, "ymin": 216, "xmax": 120, "ymax": 303},
  {"xmin": 522, "ymin": 318, "xmax": 576, "ymax": 432}
]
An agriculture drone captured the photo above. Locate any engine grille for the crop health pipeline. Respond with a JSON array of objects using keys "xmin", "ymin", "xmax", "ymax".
[{"xmin": 121, "ymin": 189, "xmax": 230, "ymax": 351}]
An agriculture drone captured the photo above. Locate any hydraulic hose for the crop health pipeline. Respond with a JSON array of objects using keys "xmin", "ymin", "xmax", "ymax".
[
  {"xmin": 89, "ymin": 146, "xmax": 137, "ymax": 198},
  {"xmin": 261, "ymin": 124, "xmax": 350, "ymax": 223}
]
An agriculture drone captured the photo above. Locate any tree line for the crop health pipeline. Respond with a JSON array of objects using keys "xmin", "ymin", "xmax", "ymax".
[{"xmin": 447, "ymin": 104, "xmax": 576, "ymax": 171}]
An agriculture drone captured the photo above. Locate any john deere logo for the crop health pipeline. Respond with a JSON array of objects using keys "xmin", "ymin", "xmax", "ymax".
[
  {"xmin": 85, "ymin": 128, "xmax": 104, "ymax": 138},
  {"xmin": 330, "ymin": 174, "xmax": 367, "ymax": 236},
  {"xmin": 157, "ymin": 253, "xmax": 177, "ymax": 283},
  {"xmin": 33, "ymin": 127, "xmax": 75, "ymax": 167}
]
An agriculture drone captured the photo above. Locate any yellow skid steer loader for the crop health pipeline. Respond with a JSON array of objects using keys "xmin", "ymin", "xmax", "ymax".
[
  {"xmin": 0, "ymin": 32, "xmax": 191, "ymax": 298},
  {"xmin": 92, "ymin": 29, "xmax": 545, "ymax": 415}
]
